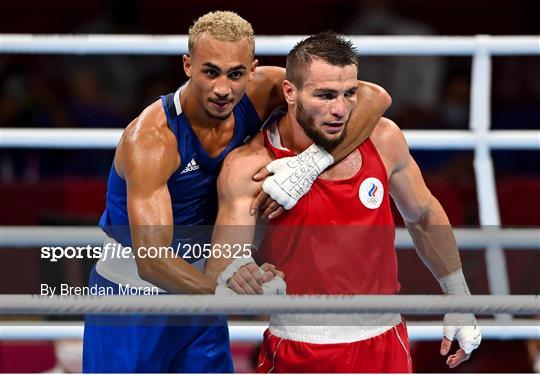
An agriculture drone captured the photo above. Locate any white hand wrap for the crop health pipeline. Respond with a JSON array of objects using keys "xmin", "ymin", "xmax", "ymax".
[
  {"xmin": 215, "ymin": 283, "xmax": 237, "ymax": 295},
  {"xmin": 216, "ymin": 256, "xmax": 255, "ymax": 287},
  {"xmin": 215, "ymin": 257, "xmax": 287, "ymax": 295},
  {"xmin": 260, "ymin": 275, "xmax": 287, "ymax": 295},
  {"xmin": 263, "ymin": 143, "xmax": 334, "ymax": 210},
  {"xmin": 438, "ymin": 269, "xmax": 482, "ymax": 354},
  {"xmin": 215, "ymin": 276, "xmax": 286, "ymax": 295}
]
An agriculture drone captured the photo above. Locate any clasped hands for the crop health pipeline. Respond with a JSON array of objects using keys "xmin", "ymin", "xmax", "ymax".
[{"xmin": 215, "ymin": 257, "xmax": 286, "ymax": 296}]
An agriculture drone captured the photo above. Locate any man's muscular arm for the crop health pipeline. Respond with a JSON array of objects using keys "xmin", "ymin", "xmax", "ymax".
[
  {"xmin": 118, "ymin": 101, "xmax": 215, "ymax": 294},
  {"xmin": 204, "ymin": 141, "xmax": 277, "ymax": 294},
  {"xmin": 375, "ymin": 118, "xmax": 461, "ymax": 277},
  {"xmin": 204, "ymin": 146, "xmax": 260, "ymax": 279},
  {"xmin": 373, "ymin": 118, "xmax": 481, "ymax": 368}
]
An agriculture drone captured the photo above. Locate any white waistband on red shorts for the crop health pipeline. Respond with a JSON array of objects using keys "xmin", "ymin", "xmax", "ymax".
[{"xmin": 269, "ymin": 313, "xmax": 402, "ymax": 344}]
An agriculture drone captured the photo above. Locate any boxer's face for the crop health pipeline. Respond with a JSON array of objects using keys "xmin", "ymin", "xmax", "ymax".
[
  {"xmin": 293, "ymin": 59, "xmax": 358, "ymax": 150},
  {"xmin": 184, "ymin": 34, "xmax": 257, "ymax": 120}
]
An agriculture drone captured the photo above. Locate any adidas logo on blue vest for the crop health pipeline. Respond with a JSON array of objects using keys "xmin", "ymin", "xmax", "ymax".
[{"xmin": 180, "ymin": 158, "xmax": 200, "ymax": 174}]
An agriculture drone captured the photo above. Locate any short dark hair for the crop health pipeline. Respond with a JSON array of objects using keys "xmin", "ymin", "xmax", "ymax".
[{"xmin": 286, "ymin": 31, "xmax": 358, "ymax": 88}]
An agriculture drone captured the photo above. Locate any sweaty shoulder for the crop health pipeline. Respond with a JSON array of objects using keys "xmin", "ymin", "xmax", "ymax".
[
  {"xmin": 115, "ymin": 99, "xmax": 180, "ymax": 179},
  {"xmin": 246, "ymin": 66, "xmax": 286, "ymax": 120},
  {"xmin": 370, "ymin": 117, "xmax": 410, "ymax": 175},
  {"xmin": 218, "ymin": 133, "xmax": 273, "ymax": 198}
]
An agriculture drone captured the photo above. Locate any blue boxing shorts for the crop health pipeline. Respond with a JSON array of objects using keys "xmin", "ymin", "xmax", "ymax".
[{"xmin": 82, "ymin": 265, "xmax": 233, "ymax": 373}]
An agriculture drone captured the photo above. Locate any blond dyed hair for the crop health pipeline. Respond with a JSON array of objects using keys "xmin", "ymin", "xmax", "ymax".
[{"xmin": 188, "ymin": 11, "xmax": 255, "ymax": 56}]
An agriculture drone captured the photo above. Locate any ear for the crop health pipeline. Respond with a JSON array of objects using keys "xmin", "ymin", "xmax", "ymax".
[
  {"xmin": 282, "ymin": 80, "xmax": 297, "ymax": 106},
  {"xmin": 182, "ymin": 55, "xmax": 192, "ymax": 78},
  {"xmin": 249, "ymin": 59, "xmax": 258, "ymax": 80}
]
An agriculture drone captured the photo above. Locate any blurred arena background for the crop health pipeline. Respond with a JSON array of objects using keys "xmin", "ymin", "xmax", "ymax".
[{"xmin": 1, "ymin": 0, "xmax": 539, "ymax": 372}]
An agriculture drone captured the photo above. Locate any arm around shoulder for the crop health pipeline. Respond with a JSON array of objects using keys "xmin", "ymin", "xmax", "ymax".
[
  {"xmin": 329, "ymin": 81, "xmax": 392, "ymax": 162},
  {"xmin": 357, "ymin": 81, "xmax": 392, "ymax": 109},
  {"xmin": 246, "ymin": 66, "xmax": 286, "ymax": 120}
]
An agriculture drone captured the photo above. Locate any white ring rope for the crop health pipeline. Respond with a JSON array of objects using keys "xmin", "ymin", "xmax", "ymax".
[
  {"xmin": 1, "ymin": 320, "xmax": 538, "ymax": 341},
  {"xmin": 1, "ymin": 295, "xmax": 538, "ymax": 315},
  {"xmin": 1, "ymin": 35, "xmax": 539, "ymax": 55},
  {"xmin": 1, "ymin": 226, "xmax": 539, "ymax": 249},
  {"xmin": 1, "ymin": 128, "xmax": 539, "ymax": 149}
]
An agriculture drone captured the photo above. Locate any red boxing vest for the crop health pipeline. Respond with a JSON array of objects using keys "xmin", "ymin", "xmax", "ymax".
[{"xmin": 256, "ymin": 126, "xmax": 400, "ymax": 295}]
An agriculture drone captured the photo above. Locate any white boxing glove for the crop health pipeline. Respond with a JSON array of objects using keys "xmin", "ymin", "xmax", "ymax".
[
  {"xmin": 438, "ymin": 269, "xmax": 482, "ymax": 355},
  {"xmin": 263, "ymin": 143, "xmax": 334, "ymax": 210}
]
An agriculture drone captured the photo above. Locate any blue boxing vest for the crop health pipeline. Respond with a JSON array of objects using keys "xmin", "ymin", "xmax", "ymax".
[{"xmin": 97, "ymin": 87, "xmax": 261, "ymax": 273}]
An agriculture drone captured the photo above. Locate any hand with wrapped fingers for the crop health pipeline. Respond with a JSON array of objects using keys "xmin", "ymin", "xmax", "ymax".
[
  {"xmin": 438, "ymin": 268, "xmax": 482, "ymax": 368},
  {"xmin": 250, "ymin": 175, "xmax": 286, "ymax": 220},
  {"xmin": 215, "ymin": 257, "xmax": 286, "ymax": 295},
  {"xmin": 251, "ymin": 143, "xmax": 334, "ymax": 218},
  {"xmin": 440, "ymin": 312, "xmax": 482, "ymax": 368}
]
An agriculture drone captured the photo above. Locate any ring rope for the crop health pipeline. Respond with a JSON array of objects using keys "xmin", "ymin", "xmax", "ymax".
[
  {"xmin": 1, "ymin": 226, "xmax": 538, "ymax": 249},
  {"xmin": 1, "ymin": 319, "xmax": 538, "ymax": 341},
  {"xmin": 2, "ymin": 295, "xmax": 538, "ymax": 315},
  {"xmin": 1, "ymin": 35, "xmax": 539, "ymax": 55},
  {"xmin": 1, "ymin": 128, "xmax": 539, "ymax": 149}
]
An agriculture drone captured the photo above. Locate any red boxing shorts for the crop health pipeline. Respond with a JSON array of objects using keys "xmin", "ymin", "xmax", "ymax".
[{"xmin": 256, "ymin": 322, "xmax": 412, "ymax": 373}]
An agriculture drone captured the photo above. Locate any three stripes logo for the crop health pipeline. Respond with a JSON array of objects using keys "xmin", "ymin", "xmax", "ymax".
[{"xmin": 180, "ymin": 158, "xmax": 200, "ymax": 174}]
